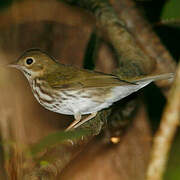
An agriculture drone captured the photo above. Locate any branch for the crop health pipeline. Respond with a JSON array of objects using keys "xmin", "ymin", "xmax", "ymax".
[
  {"xmin": 60, "ymin": 0, "xmax": 156, "ymax": 78},
  {"xmin": 146, "ymin": 62, "xmax": 180, "ymax": 180},
  {"xmin": 23, "ymin": 99, "xmax": 139, "ymax": 179},
  {"xmin": 113, "ymin": 0, "xmax": 176, "ymax": 88}
]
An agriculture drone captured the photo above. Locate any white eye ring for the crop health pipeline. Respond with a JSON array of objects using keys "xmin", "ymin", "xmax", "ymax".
[{"xmin": 25, "ymin": 57, "xmax": 35, "ymax": 66}]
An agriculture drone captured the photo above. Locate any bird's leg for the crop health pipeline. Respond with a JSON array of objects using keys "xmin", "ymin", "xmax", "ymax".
[
  {"xmin": 73, "ymin": 112, "xmax": 97, "ymax": 129},
  {"xmin": 65, "ymin": 113, "xmax": 81, "ymax": 131}
]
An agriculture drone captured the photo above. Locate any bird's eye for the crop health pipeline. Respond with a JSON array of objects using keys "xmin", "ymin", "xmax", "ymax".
[{"xmin": 25, "ymin": 58, "xmax": 34, "ymax": 65}]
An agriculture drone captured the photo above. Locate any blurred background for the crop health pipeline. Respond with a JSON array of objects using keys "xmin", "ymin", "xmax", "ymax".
[{"xmin": 0, "ymin": 0, "xmax": 179, "ymax": 179}]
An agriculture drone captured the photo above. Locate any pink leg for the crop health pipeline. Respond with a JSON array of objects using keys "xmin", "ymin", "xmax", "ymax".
[
  {"xmin": 65, "ymin": 113, "xmax": 81, "ymax": 131},
  {"xmin": 73, "ymin": 112, "xmax": 97, "ymax": 129}
]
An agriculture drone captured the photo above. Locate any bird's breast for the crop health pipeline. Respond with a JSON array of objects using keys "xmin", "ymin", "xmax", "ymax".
[
  {"xmin": 31, "ymin": 79, "xmax": 56, "ymax": 110},
  {"xmin": 31, "ymin": 80, "xmax": 113, "ymax": 115}
]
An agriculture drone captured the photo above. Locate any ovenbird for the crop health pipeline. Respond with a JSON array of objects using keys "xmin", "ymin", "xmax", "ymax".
[{"xmin": 9, "ymin": 49, "xmax": 173, "ymax": 130}]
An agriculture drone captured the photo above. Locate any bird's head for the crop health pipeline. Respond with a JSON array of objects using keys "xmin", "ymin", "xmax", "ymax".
[{"xmin": 9, "ymin": 49, "xmax": 58, "ymax": 80}]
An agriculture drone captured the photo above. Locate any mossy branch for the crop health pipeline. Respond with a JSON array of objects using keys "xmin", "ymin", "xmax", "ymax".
[{"xmin": 60, "ymin": 0, "xmax": 156, "ymax": 78}]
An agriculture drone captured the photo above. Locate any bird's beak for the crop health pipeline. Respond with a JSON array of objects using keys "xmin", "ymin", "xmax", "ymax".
[{"xmin": 7, "ymin": 62, "xmax": 20, "ymax": 69}]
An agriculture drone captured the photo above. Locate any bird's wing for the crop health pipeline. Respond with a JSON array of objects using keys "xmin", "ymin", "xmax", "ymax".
[
  {"xmin": 48, "ymin": 69, "xmax": 135, "ymax": 90},
  {"xmin": 79, "ymin": 73, "xmax": 134, "ymax": 88}
]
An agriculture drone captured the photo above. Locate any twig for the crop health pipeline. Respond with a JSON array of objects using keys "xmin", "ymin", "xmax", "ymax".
[{"xmin": 146, "ymin": 62, "xmax": 180, "ymax": 180}]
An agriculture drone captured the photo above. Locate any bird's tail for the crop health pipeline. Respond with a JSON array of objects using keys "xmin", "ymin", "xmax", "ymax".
[{"xmin": 133, "ymin": 73, "xmax": 174, "ymax": 84}]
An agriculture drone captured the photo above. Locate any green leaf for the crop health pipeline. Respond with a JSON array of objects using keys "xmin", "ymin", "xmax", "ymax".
[
  {"xmin": 30, "ymin": 130, "xmax": 88, "ymax": 156},
  {"xmin": 161, "ymin": 0, "xmax": 180, "ymax": 20}
]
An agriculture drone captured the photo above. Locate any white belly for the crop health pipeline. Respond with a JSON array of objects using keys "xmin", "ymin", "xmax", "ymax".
[
  {"xmin": 31, "ymin": 79, "xmax": 152, "ymax": 116},
  {"xmin": 50, "ymin": 90, "xmax": 111, "ymax": 115}
]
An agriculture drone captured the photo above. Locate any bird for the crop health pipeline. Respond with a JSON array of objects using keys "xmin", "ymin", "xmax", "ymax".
[{"xmin": 8, "ymin": 49, "xmax": 174, "ymax": 130}]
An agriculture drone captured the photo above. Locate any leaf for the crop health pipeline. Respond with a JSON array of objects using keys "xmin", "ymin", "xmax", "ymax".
[
  {"xmin": 30, "ymin": 130, "xmax": 88, "ymax": 156},
  {"xmin": 161, "ymin": 0, "xmax": 180, "ymax": 20}
]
